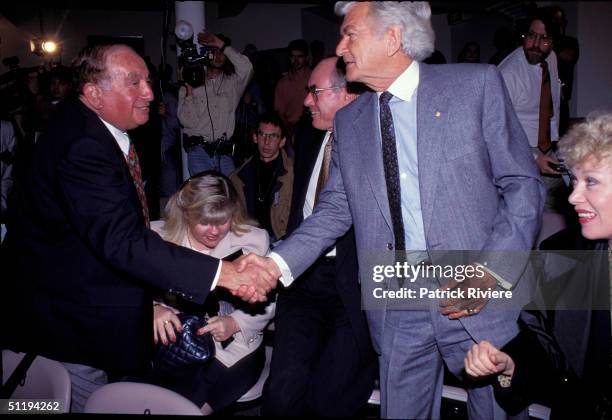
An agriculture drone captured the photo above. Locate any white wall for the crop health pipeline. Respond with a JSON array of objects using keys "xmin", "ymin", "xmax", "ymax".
[
  {"xmin": 431, "ymin": 14, "xmax": 451, "ymax": 62},
  {"xmin": 0, "ymin": 14, "xmax": 36, "ymax": 66},
  {"xmin": 205, "ymin": 2, "xmax": 315, "ymax": 52},
  {"xmin": 448, "ymin": 12, "xmax": 512, "ymax": 64},
  {"xmin": 301, "ymin": 7, "xmax": 341, "ymax": 58},
  {"xmin": 575, "ymin": 2, "xmax": 612, "ymax": 117},
  {"xmin": 2, "ymin": 1, "xmax": 610, "ymax": 117}
]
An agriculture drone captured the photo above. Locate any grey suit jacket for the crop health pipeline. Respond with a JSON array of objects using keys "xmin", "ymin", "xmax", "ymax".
[{"xmin": 275, "ymin": 63, "xmax": 545, "ymax": 351}]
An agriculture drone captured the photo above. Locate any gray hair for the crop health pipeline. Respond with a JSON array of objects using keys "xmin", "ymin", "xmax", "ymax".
[{"xmin": 335, "ymin": 1, "xmax": 435, "ymax": 62}]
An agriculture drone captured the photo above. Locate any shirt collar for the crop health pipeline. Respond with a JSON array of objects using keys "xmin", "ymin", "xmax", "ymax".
[
  {"xmin": 378, "ymin": 61, "xmax": 419, "ymax": 102},
  {"xmin": 99, "ymin": 117, "xmax": 130, "ymax": 156}
]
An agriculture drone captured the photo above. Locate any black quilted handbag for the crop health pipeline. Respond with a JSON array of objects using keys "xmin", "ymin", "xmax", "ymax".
[{"xmin": 153, "ymin": 313, "xmax": 215, "ymax": 373}]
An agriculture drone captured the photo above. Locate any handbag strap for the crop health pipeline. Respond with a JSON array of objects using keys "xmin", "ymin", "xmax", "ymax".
[{"xmin": 0, "ymin": 353, "xmax": 37, "ymax": 399}]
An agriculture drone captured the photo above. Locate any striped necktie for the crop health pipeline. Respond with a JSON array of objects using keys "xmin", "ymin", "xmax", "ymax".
[
  {"xmin": 537, "ymin": 61, "xmax": 553, "ymax": 154},
  {"xmin": 314, "ymin": 132, "xmax": 333, "ymax": 206},
  {"xmin": 126, "ymin": 141, "xmax": 150, "ymax": 227}
]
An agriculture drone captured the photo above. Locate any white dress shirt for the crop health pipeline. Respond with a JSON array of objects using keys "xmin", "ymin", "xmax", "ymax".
[
  {"xmin": 304, "ymin": 131, "xmax": 336, "ymax": 258},
  {"xmin": 270, "ymin": 131, "xmax": 336, "ymax": 286},
  {"xmin": 498, "ymin": 47, "xmax": 561, "ymax": 149}
]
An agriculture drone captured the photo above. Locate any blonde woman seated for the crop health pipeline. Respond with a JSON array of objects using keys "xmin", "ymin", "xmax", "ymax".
[
  {"xmin": 463, "ymin": 113, "xmax": 612, "ymax": 417},
  {"xmin": 150, "ymin": 170, "xmax": 274, "ymax": 414}
]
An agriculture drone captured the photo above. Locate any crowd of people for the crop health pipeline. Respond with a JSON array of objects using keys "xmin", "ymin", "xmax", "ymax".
[{"xmin": 1, "ymin": 1, "xmax": 610, "ymax": 419}]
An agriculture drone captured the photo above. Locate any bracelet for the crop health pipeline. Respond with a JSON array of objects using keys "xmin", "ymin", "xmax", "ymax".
[{"xmin": 497, "ymin": 374, "xmax": 512, "ymax": 388}]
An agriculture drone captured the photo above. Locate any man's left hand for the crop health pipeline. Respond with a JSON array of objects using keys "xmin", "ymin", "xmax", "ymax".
[{"xmin": 438, "ymin": 265, "xmax": 497, "ymax": 319}]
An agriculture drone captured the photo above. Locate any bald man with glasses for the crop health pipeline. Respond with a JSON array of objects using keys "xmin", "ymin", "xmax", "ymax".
[{"xmin": 261, "ymin": 57, "xmax": 377, "ymax": 417}]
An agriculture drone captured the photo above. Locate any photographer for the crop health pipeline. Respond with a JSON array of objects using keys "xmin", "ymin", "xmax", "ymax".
[{"xmin": 178, "ymin": 32, "xmax": 253, "ymax": 176}]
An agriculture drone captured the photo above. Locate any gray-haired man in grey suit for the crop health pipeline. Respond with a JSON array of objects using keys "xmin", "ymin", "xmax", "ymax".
[{"xmin": 238, "ymin": 2, "xmax": 544, "ymax": 418}]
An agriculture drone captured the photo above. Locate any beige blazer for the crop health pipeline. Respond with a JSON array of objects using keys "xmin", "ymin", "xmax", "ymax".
[{"xmin": 151, "ymin": 220, "xmax": 274, "ymax": 367}]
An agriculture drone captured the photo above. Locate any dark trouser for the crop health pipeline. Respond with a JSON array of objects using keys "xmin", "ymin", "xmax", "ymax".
[
  {"xmin": 142, "ymin": 344, "xmax": 264, "ymax": 411},
  {"xmin": 262, "ymin": 259, "xmax": 377, "ymax": 416}
]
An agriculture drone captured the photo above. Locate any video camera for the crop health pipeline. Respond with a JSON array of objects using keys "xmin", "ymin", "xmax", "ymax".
[{"xmin": 175, "ymin": 20, "xmax": 218, "ymax": 88}]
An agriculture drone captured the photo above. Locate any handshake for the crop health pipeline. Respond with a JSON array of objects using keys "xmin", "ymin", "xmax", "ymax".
[{"xmin": 217, "ymin": 254, "xmax": 281, "ymax": 303}]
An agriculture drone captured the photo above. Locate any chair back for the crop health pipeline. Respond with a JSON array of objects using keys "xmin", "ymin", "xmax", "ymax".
[
  {"xmin": 83, "ymin": 381, "xmax": 203, "ymax": 415},
  {"xmin": 1, "ymin": 350, "xmax": 71, "ymax": 413}
]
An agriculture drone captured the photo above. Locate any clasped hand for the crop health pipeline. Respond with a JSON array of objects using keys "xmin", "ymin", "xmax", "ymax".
[
  {"xmin": 217, "ymin": 254, "xmax": 280, "ymax": 303},
  {"xmin": 438, "ymin": 265, "xmax": 497, "ymax": 319},
  {"xmin": 464, "ymin": 340, "xmax": 515, "ymax": 379}
]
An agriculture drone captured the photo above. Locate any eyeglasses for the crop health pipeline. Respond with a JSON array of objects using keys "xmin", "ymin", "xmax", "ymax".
[
  {"xmin": 256, "ymin": 131, "xmax": 282, "ymax": 140},
  {"xmin": 522, "ymin": 31, "xmax": 553, "ymax": 46},
  {"xmin": 305, "ymin": 85, "xmax": 345, "ymax": 102}
]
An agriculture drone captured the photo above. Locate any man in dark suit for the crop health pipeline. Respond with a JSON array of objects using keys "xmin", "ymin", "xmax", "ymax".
[
  {"xmin": 262, "ymin": 57, "xmax": 376, "ymax": 416},
  {"xmin": 0, "ymin": 44, "xmax": 275, "ymax": 412}
]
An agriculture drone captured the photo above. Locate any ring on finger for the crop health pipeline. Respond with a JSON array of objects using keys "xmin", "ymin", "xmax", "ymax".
[
  {"xmin": 164, "ymin": 320, "xmax": 170, "ymax": 325},
  {"xmin": 467, "ymin": 308, "xmax": 475, "ymax": 315}
]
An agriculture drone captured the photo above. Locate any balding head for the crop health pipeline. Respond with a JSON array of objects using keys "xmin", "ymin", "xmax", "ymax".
[
  {"xmin": 75, "ymin": 44, "xmax": 153, "ymax": 131},
  {"xmin": 304, "ymin": 57, "xmax": 358, "ymax": 131}
]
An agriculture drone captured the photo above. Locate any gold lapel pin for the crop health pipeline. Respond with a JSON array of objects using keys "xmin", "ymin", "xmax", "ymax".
[{"xmin": 435, "ymin": 111, "xmax": 441, "ymax": 118}]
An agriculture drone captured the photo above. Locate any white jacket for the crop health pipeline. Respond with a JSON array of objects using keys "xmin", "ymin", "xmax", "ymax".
[{"xmin": 151, "ymin": 220, "xmax": 274, "ymax": 367}]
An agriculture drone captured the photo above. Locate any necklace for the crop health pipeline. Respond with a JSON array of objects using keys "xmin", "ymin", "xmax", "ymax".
[
  {"xmin": 187, "ymin": 231, "xmax": 209, "ymax": 253},
  {"xmin": 186, "ymin": 232, "xmax": 197, "ymax": 250},
  {"xmin": 213, "ymin": 74, "xmax": 224, "ymax": 96},
  {"xmin": 256, "ymin": 159, "xmax": 280, "ymax": 203}
]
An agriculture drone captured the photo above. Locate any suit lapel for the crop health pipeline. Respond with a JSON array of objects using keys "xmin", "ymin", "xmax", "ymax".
[
  {"xmin": 351, "ymin": 92, "xmax": 393, "ymax": 231},
  {"xmin": 296, "ymin": 130, "xmax": 325, "ymax": 212},
  {"xmin": 79, "ymin": 101, "xmax": 144, "ymax": 221},
  {"xmin": 286, "ymin": 128, "xmax": 325, "ymax": 233},
  {"xmin": 416, "ymin": 64, "xmax": 449, "ymax": 237}
]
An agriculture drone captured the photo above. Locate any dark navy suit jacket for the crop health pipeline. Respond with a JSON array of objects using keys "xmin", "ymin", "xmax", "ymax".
[{"xmin": 2, "ymin": 99, "xmax": 217, "ymax": 375}]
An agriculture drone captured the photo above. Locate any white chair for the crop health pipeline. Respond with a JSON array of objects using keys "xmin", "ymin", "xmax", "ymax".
[
  {"xmin": 441, "ymin": 385, "xmax": 550, "ymax": 420},
  {"xmin": 236, "ymin": 345, "xmax": 273, "ymax": 403},
  {"xmin": 367, "ymin": 388, "xmax": 380, "ymax": 405},
  {"xmin": 528, "ymin": 404, "xmax": 551, "ymax": 420},
  {"xmin": 1, "ymin": 350, "xmax": 71, "ymax": 413},
  {"xmin": 83, "ymin": 381, "xmax": 203, "ymax": 415},
  {"xmin": 368, "ymin": 384, "xmax": 550, "ymax": 419},
  {"xmin": 368, "ymin": 385, "xmax": 470, "ymax": 407}
]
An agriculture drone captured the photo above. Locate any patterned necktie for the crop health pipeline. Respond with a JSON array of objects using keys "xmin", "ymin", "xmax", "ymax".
[
  {"xmin": 380, "ymin": 91, "xmax": 405, "ymax": 251},
  {"xmin": 314, "ymin": 132, "xmax": 333, "ymax": 206},
  {"xmin": 126, "ymin": 142, "xmax": 150, "ymax": 228},
  {"xmin": 538, "ymin": 61, "xmax": 553, "ymax": 154}
]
